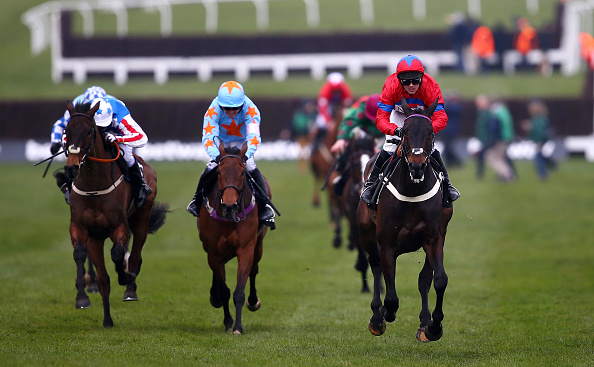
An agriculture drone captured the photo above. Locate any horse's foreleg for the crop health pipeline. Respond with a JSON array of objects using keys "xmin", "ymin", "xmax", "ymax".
[
  {"xmin": 73, "ymin": 241, "xmax": 91, "ymax": 309},
  {"xmin": 380, "ymin": 244, "xmax": 399, "ymax": 323},
  {"xmin": 88, "ymin": 239, "xmax": 113, "ymax": 328},
  {"xmin": 232, "ymin": 246, "xmax": 255, "ymax": 335},
  {"xmin": 423, "ymin": 241, "xmax": 448, "ymax": 341},
  {"xmin": 367, "ymin": 241, "xmax": 386, "ymax": 336},
  {"xmin": 246, "ymin": 238, "xmax": 263, "ymax": 312},
  {"xmin": 416, "ymin": 255, "xmax": 434, "ymax": 342},
  {"xmin": 208, "ymin": 253, "xmax": 233, "ymax": 332},
  {"xmin": 331, "ymin": 204, "xmax": 342, "ymax": 248}
]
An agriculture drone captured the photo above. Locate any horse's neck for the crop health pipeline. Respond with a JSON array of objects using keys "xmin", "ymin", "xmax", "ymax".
[{"xmin": 77, "ymin": 141, "xmax": 120, "ymax": 187}]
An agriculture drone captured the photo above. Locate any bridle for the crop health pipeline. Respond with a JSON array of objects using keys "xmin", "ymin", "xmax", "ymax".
[
  {"xmin": 67, "ymin": 112, "xmax": 120, "ymax": 164},
  {"xmin": 400, "ymin": 114, "xmax": 435, "ymax": 183},
  {"xmin": 210, "ymin": 154, "xmax": 253, "ymax": 222}
]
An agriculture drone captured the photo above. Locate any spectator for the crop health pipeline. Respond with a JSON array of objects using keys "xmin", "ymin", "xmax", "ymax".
[
  {"xmin": 521, "ymin": 99, "xmax": 555, "ymax": 180},
  {"xmin": 487, "ymin": 96, "xmax": 516, "ymax": 182},
  {"xmin": 471, "ymin": 25, "xmax": 496, "ymax": 74},
  {"xmin": 291, "ymin": 99, "xmax": 317, "ymax": 173},
  {"xmin": 447, "ymin": 12, "xmax": 476, "ymax": 74},
  {"xmin": 514, "ymin": 17, "xmax": 539, "ymax": 71}
]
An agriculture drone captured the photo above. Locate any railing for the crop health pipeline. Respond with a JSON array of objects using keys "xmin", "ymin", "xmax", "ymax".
[{"xmin": 21, "ymin": 0, "xmax": 589, "ymax": 85}]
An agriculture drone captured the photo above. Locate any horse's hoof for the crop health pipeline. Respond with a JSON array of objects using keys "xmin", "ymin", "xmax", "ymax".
[
  {"xmin": 333, "ymin": 237, "xmax": 342, "ymax": 248},
  {"xmin": 76, "ymin": 297, "xmax": 91, "ymax": 309},
  {"xmin": 224, "ymin": 318, "xmax": 234, "ymax": 332},
  {"xmin": 86, "ymin": 283, "xmax": 99, "ymax": 293},
  {"xmin": 416, "ymin": 327, "xmax": 431, "ymax": 343},
  {"xmin": 368, "ymin": 320, "xmax": 386, "ymax": 336},
  {"xmin": 232, "ymin": 329, "xmax": 243, "ymax": 335},
  {"xmin": 103, "ymin": 318, "xmax": 114, "ymax": 328},
  {"xmin": 122, "ymin": 291, "xmax": 138, "ymax": 301},
  {"xmin": 425, "ymin": 321, "xmax": 443, "ymax": 341},
  {"xmin": 247, "ymin": 298, "xmax": 261, "ymax": 312}
]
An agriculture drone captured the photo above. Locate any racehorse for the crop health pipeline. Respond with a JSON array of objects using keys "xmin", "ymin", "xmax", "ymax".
[
  {"xmin": 197, "ymin": 142, "xmax": 269, "ymax": 335},
  {"xmin": 332, "ymin": 130, "xmax": 376, "ymax": 292},
  {"xmin": 64, "ymin": 100, "xmax": 168, "ymax": 327},
  {"xmin": 357, "ymin": 98, "xmax": 454, "ymax": 341},
  {"xmin": 310, "ymin": 107, "xmax": 346, "ymax": 248}
]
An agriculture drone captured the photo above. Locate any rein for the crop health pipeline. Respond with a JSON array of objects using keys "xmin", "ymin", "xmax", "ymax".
[
  {"xmin": 204, "ymin": 154, "xmax": 255, "ymax": 222},
  {"xmin": 68, "ymin": 112, "xmax": 120, "ymax": 163}
]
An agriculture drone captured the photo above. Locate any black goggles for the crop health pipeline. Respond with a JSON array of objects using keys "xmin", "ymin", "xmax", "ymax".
[
  {"xmin": 220, "ymin": 104, "xmax": 242, "ymax": 111},
  {"xmin": 399, "ymin": 77, "xmax": 422, "ymax": 86}
]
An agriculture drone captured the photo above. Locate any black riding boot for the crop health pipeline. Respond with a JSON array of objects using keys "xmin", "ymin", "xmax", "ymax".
[
  {"xmin": 186, "ymin": 167, "xmax": 216, "ymax": 217},
  {"xmin": 312, "ymin": 127, "xmax": 327, "ymax": 153},
  {"xmin": 360, "ymin": 149, "xmax": 391, "ymax": 206},
  {"xmin": 54, "ymin": 170, "xmax": 71, "ymax": 205},
  {"xmin": 332, "ymin": 152, "xmax": 350, "ymax": 196},
  {"xmin": 430, "ymin": 149, "xmax": 461, "ymax": 205},
  {"xmin": 128, "ymin": 160, "xmax": 152, "ymax": 208},
  {"xmin": 250, "ymin": 168, "xmax": 275, "ymax": 229}
]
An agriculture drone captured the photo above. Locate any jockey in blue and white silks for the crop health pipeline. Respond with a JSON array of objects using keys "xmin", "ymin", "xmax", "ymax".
[
  {"xmin": 50, "ymin": 86, "xmax": 110, "ymax": 155},
  {"xmin": 187, "ymin": 81, "xmax": 275, "ymax": 229}
]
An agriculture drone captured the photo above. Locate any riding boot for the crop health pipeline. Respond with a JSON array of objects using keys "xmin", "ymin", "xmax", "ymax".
[
  {"xmin": 128, "ymin": 160, "xmax": 152, "ymax": 208},
  {"xmin": 312, "ymin": 127, "xmax": 327, "ymax": 153},
  {"xmin": 250, "ymin": 168, "xmax": 276, "ymax": 229},
  {"xmin": 332, "ymin": 152, "xmax": 350, "ymax": 196},
  {"xmin": 54, "ymin": 170, "xmax": 71, "ymax": 205},
  {"xmin": 430, "ymin": 149, "xmax": 461, "ymax": 204},
  {"xmin": 360, "ymin": 149, "xmax": 391, "ymax": 206},
  {"xmin": 186, "ymin": 167, "xmax": 215, "ymax": 217}
]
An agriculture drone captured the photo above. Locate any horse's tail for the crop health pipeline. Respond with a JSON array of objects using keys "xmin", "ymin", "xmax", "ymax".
[{"xmin": 148, "ymin": 202, "xmax": 170, "ymax": 234}]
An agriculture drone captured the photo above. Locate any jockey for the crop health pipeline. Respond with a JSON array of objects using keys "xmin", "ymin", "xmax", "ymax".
[
  {"xmin": 329, "ymin": 94, "xmax": 383, "ymax": 195},
  {"xmin": 50, "ymin": 86, "xmax": 108, "ymax": 155},
  {"xmin": 360, "ymin": 55, "xmax": 461, "ymax": 207},
  {"xmin": 186, "ymin": 81, "xmax": 275, "ymax": 229},
  {"xmin": 90, "ymin": 97, "xmax": 152, "ymax": 207},
  {"xmin": 312, "ymin": 72, "xmax": 353, "ymax": 151}
]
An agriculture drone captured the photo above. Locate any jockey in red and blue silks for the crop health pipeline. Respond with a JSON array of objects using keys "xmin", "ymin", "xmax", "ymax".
[
  {"xmin": 360, "ymin": 55, "xmax": 460, "ymax": 208},
  {"xmin": 186, "ymin": 81, "xmax": 275, "ymax": 229}
]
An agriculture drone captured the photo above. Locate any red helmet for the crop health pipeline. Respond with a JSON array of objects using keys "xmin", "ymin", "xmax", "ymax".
[
  {"xmin": 364, "ymin": 94, "xmax": 380, "ymax": 121},
  {"xmin": 396, "ymin": 55, "xmax": 425, "ymax": 78}
]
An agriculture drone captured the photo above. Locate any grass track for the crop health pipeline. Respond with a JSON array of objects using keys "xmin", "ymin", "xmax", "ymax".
[{"xmin": 0, "ymin": 158, "xmax": 593, "ymax": 366}]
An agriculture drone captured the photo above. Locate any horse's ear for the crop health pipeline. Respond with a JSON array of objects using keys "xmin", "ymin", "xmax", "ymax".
[
  {"xmin": 426, "ymin": 97, "xmax": 439, "ymax": 117},
  {"xmin": 240, "ymin": 142, "xmax": 248, "ymax": 160},
  {"xmin": 66, "ymin": 100, "xmax": 75, "ymax": 115},
  {"xmin": 218, "ymin": 141, "xmax": 226, "ymax": 156},
  {"xmin": 89, "ymin": 100, "xmax": 100, "ymax": 118},
  {"xmin": 401, "ymin": 97, "xmax": 413, "ymax": 116}
]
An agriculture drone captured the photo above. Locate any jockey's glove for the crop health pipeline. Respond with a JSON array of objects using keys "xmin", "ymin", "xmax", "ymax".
[
  {"xmin": 393, "ymin": 127, "xmax": 403, "ymax": 138},
  {"xmin": 50, "ymin": 142, "xmax": 61, "ymax": 155},
  {"xmin": 105, "ymin": 133, "xmax": 118, "ymax": 143}
]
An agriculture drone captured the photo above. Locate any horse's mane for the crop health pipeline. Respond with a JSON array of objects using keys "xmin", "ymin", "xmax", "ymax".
[{"xmin": 74, "ymin": 101, "xmax": 92, "ymax": 113}]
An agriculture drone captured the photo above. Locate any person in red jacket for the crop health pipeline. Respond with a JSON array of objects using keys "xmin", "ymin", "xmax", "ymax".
[{"xmin": 360, "ymin": 55, "xmax": 460, "ymax": 207}]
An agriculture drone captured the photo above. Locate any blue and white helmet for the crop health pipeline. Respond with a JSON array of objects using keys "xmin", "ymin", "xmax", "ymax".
[
  {"xmin": 83, "ymin": 86, "xmax": 107, "ymax": 104},
  {"xmin": 217, "ymin": 81, "xmax": 245, "ymax": 108},
  {"xmin": 91, "ymin": 98, "xmax": 113, "ymax": 127}
]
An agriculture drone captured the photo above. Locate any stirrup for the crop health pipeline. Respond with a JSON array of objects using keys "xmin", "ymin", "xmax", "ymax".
[
  {"xmin": 448, "ymin": 185, "xmax": 461, "ymax": 202},
  {"xmin": 135, "ymin": 184, "xmax": 152, "ymax": 207},
  {"xmin": 360, "ymin": 183, "xmax": 375, "ymax": 204}
]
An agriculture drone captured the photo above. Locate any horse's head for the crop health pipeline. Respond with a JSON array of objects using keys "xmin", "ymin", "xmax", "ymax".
[
  {"xmin": 400, "ymin": 97, "xmax": 438, "ymax": 183},
  {"xmin": 63, "ymin": 100, "xmax": 100, "ymax": 180},
  {"xmin": 216, "ymin": 142, "xmax": 248, "ymax": 221}
]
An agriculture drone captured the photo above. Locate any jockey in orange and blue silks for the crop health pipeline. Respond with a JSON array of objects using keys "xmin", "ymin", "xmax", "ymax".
[
  {"xmin": 187, "ymin": 81, "xmax": 275, "ymax": 229},
  {"xmin": 360, "ymin": 55, "xmax": 460, "ymax": 208}
]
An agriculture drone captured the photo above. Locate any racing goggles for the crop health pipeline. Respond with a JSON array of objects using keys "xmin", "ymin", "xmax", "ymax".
[
  {"xmin": 220, "ymin": 104, "xmax": 243, "ymax": 111},
  {"xmin": 399, "ymin": 77, "xmax": 422, "ymax": 86}
]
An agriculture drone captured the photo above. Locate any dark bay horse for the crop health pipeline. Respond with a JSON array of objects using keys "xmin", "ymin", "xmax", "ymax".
[
  {"xmin": 357, "ymin": 98, "xmax": 453, "ymax": 341},
  {"xmin": 64, "ymin": 101, "xmax": 168, "ymax": 327},
  {"xmin": 332, "ymin": 131, "xmax": 376, "ymax": 292},
  {"xmin": 310, "ymin": 107, "xmax": 347, "ymax": 248},
  {"xmin": 198, "ymin": 143, "xmax": 269, "ymax": 335}
]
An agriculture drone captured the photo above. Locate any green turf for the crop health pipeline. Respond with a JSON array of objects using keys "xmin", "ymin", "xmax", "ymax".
[{"xmin": 0, "ymin": 158, "xmax": 592, "ymax": 366}]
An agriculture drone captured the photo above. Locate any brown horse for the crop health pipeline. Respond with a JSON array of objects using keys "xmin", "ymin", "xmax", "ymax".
[
  {"xmin": 64, "ymin": 101, "xmax": 168, "ymax": 328},
  {"xmin": 198, "ymin": 142, "xmax": 269, "ymax": 335},
  {"xmin": 357, "ymin": 98, "xmax": 453, "ymax": 341},
  {"xmin": 310, "ymin": 107, "xmax": 346, "ymax": 248},
  {"xmin": 332, "ymin": 131, "xmax": 376, "ymax": 292}
]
